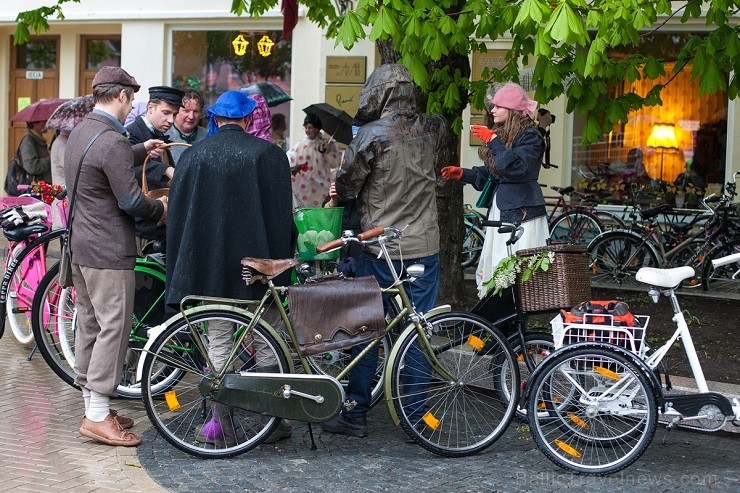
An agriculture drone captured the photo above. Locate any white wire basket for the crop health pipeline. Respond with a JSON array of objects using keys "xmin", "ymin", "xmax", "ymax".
[{"xmin": 551, "ymin": 313, "xmax": 650, "ymax": 356}]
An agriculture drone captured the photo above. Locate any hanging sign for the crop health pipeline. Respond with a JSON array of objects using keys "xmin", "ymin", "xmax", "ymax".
[
  {"xmin": 232, "ymin": 34, "xmax": 249, "ymax": 56},
  {"xmin": 257, "ymin": 35, "xmax": 274, "ymax": 57}
]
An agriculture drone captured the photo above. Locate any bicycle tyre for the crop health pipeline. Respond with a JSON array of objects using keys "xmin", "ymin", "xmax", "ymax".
[
  {"xmin": 141, "ymin": 309, "xmax": 289, "ymax": 459},
  {"xmin": 665, "ymin": 238, "xmax": 706, "ymax": 288},
  {"xmin": 587, "ymin": 230, "xmax": 661, "ymax": 287},
  {"xmin": 31, "ymin": 260, "xmax": 172, "ymax": 397},
  {"xmin": 527, "ymin": 345, "xmax": 658, "ymax": 475},
  {"xmin": 549, "ymin": 210, "xmax": 602, "ymax": 247},
  {"xmin": 492, "ymin": 331, "xmax": 554, "ymax": 420},
  {"xmin": 700, "ymin": 238, "xmax": 740, "ymax": 293},
  {"xmin": 389, "ymin": 311, "xmax": 519, "ymax": 457},
  {"xmin": 461, "ymin": 225, "xmax": 484, "ymax": 268},
  {"xmin": 2, "ymin": 229, "xmax": 65, "ymax": 344},
  {"xmin": 30, "ymin": 261, "xmax": 79, "ymax": 387}
]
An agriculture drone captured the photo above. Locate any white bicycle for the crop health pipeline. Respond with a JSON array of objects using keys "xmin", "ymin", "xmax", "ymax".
[{"xmin": 524, "ymin": 252, "xmax": 740, "ymax": 474}]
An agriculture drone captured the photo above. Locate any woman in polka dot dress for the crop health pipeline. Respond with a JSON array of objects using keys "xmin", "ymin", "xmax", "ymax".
[{"xmin": 287, "ymin": 112, "xmax": 341, "ymax": 209}]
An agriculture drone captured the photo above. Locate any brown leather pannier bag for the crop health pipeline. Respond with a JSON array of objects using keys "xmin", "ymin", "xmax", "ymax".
[{"xmin": 288, "ymin": 276, "xmax": 386, "ymax": 356}]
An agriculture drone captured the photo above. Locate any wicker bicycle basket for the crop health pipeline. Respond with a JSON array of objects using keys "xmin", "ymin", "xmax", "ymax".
[
  {"xmin": 515, "ymin": 243, "xmax": 591, "ymax": 312},
  {"xmin": 141, "ymin": 142, "xmax": 191, "ymax": 199}
]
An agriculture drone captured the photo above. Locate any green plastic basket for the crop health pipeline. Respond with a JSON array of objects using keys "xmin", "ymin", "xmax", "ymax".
[{"xmin": 293, "ymin": 207, "xmax": 344, "ymax": 261}]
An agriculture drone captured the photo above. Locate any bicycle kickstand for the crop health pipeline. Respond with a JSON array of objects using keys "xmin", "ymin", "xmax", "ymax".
[{"xmin": 307, "ymin": 423, "xmax": 318, "ymax": 451}]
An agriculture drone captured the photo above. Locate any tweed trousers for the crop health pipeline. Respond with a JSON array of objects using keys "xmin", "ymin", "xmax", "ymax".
[{"xmin": 72, "ymin": 265, "xmax": 134, "ymax": 397}]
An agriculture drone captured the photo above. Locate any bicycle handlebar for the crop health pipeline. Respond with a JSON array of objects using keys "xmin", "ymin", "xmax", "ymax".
[
  {"xmin": 315, "ymin": 225, "xmax": 393, "ymax": 254},
  {"xmin": 357, "ymin": 226, "xmax": 385, "ymax": 241},
  {"xmin": 477, "ymin": 219, "xmax": 524, "ymax": 246}
]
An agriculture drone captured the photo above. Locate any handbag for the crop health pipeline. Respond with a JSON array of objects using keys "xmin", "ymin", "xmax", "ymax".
[
  {"xmin": 475, "ymin": 175, "xmax": 494, "ymax": 209},
  {"xmin": 60, "ymin": 128, "xmax": 114, "ymax": 288},
  {"xmin": 288, "ymin": 275, "xmax": 386, "ymax": 356}
]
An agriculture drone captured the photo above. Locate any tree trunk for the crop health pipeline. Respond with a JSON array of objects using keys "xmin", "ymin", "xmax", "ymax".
[{"xmin": 376, "ymin": 39, "xmax": 469, "ymax": 306}]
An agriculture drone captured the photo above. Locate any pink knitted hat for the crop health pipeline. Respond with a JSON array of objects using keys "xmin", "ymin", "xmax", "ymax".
[{"xmin": 491, "ymin": 83, "xmax": 537, "ymax": 120}]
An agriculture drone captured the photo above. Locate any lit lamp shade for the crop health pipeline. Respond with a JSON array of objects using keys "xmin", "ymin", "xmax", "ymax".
[{"xmin": 646, "ymin": 122, "xmax": 678, "ymax": 149}]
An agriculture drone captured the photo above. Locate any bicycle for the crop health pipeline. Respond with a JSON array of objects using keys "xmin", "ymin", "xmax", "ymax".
[
  {"xmin": 544, "ymin": 185, "xmax": 623, "ymax": 247},
  {"xmin": 587, "ymin": 179, "xmax": 738, "ymax": 289},
  {"xmin": 0, "ymin": 192, "xmax": 67, "ymax": 345},
  {"xmin": 30, "ymin": 251, "xmax": 169, "ymax": 398},
  {"xmin": 461, "ymin": 205, "xmax": 485, "ymax": 268},
  {"xmin": 469, "ymin": 219, "xmax": 591, "ymax": 419},
  {"xmin": 139, "ymin": 226, "xmax": 520, "ymax": 458},
  {"xmin": 524, "ymin": 256, "xmax": 740, "ymax": 475}
]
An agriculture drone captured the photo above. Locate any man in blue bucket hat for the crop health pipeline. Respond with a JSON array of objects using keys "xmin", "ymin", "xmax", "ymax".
[{"xmin": 165, "ymin": 90, "xmax": 295, "ymax": 445}]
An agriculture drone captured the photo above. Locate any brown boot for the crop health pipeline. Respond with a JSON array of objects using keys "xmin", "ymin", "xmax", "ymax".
[{"xmin": 80, "ymin": 414, "xmax": 141, "ymax": 447}]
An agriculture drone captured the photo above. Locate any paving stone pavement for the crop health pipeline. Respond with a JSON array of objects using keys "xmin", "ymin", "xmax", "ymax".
[{"xmin": 1, "ymin": 319, "xmax": 738, "ymax": 493}]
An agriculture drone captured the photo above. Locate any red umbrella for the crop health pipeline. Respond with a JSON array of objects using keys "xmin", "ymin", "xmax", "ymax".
[
  {"xmin": 11, "ymin": 98, "xmax": 68, "ymax": 123},
  {"xmin": 44, "ymin": 95, "xmax": 94, "ymax": 131}
]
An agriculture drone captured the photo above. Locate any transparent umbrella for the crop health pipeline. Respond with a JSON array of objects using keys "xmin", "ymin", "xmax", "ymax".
[{"xmin": 239, "ymin": 81, "xmax": 292, "ymax": 107}]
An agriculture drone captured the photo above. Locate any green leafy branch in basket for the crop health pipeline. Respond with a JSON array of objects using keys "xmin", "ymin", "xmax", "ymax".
[{"xmin": 483, "ymin": 250, "xmax": 555, "ymax": 296}]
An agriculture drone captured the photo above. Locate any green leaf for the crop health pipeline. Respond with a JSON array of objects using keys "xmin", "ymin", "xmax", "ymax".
[
  {"xmin": 545, "ymin": 4, "xmax": 570, "ymax": 42},
  {"xmin": 643, "ymin": 57, "xmax": 665, "ymax": 79},
  {"xmin": 699, "ymin": 59, "xmax": 728, "ymax": 95}
]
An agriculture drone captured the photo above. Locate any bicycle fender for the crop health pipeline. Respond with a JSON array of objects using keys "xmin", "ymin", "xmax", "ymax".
[
  {"xmin": 382, "ymin": 304, "xmax": 451, "ymax": 425},
  {"xmin": 134, "ymin": 304, "xmax": 295, "ymax": 382},
  {"xmin": 521, "ymin": 342, "xmax": 664, "ymax": 410}
]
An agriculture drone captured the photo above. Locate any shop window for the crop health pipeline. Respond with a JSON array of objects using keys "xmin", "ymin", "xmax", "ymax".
[
  {"xmin": 571, "ymin": 32, "xmax": 727, "ymax": 207},
  {"xmin": 171, "ymin": 30, "xmax": 291, "ymax": 107},
  {"xmin": 15, "ymin": 39, "xmax": 57, "ymax": 70}
]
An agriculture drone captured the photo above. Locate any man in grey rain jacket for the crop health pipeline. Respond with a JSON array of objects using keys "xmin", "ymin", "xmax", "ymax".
[{"xmin": 321, "ymin": 63, "xmax": 446, "ymax": 437}]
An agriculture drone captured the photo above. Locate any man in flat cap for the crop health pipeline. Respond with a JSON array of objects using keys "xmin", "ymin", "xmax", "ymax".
[
  {"xmin": 126, "ymin": 85, "xmax": 184, "ymax": 249},
  {"xmin": 165, "ymin": 90, "xmax": 295, "ymax": 447},
  {"xmin": 65, "ymin": 66, "xmax": 168, "ymax": 447}
]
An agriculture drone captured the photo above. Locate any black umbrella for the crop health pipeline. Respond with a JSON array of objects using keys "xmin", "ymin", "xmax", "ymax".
[
  {"xmin": 303, "ymin": 103, "xmax": 353, "ymax": 145},
  {"xmin": 239, "ymin": 81, "xmax": 292, "ymax": 107}
]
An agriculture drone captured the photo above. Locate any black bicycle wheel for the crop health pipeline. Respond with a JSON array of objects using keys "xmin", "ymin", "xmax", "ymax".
[
  {"xmin": 141, "ymin": 309, "xmax": 289, "ymax": 459},
  {"xmin": 30, "ymin": 261, "xmax": 79, "ymax": 388},
  {"xmin": 493, "ymin": 331, "xmax": 554, "ymax": 420},
  {"xmin": 461, "ymin": 225, "xmax": 484, "ymax": 268},
  {"xmin": 549, "ymin": 210, "xmax": 602, "ymax": 247},
  {"xmin": 701, "ymin": 238, "xmax": 740, "ymax": 294},
  {"xmin": 588, "ymin": 231, "xmax": 660, "ymax": 287},
  {"xmin": 389, "ymin": 312, "xmax": 518, "ymax": 457}
]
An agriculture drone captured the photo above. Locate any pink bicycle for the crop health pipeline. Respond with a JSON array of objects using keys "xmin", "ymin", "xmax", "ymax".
[{"xmin": 0, "ymin": 191, "xmax": 68, "ymax": 345}]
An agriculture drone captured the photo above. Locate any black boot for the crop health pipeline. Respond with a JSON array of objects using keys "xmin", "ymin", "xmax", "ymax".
[{"xmin": 320, "ymin": 414, "xmax": 368, "ymax": 437}]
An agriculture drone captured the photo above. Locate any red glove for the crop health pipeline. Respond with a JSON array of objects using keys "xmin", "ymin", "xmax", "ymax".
[
  {"xmin": 471, "ymin": 125, "xmax": 496, "ymax": 143},
  {"xmin": 441, "ymin": 166, "xmax": 463, "ymax": 181}
]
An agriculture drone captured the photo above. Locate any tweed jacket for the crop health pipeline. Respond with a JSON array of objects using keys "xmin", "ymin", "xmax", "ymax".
[{"xmin": 64, "ymin": 112, "xmax": 164, "ymax": 270}]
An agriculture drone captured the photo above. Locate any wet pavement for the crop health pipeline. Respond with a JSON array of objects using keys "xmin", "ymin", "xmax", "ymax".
[{"xmin": 0, "ymin": 333, "xmax": 738, "ymax": 493}]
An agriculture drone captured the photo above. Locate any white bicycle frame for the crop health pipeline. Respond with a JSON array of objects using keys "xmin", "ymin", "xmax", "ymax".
[{"xmin": 637, "ymin": 257, "xmax": 740, "ymax": 423}]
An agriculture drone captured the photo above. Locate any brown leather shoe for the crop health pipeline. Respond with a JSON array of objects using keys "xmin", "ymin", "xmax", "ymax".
[
  {"xmin": 81, "ymin": 410, "xmax": 133, "ymax": 430},
  {"xmin": 80, "ymin": 415, "xmax": 141, "ymax": 447},
  {"xmin": 110, "ymin": 410, "xmax": 134, "ymax": 430}
]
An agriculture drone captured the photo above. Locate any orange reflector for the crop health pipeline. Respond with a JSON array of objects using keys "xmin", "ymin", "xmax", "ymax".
[
  {"xmin": 568, "ymin": 413, "xmax": 589, "ymax": 429},
  {"xmin": 467, "ymin": 335, "xmax": 485, "ymax": 351},
  {"xmin": 517, "ymin": 354, "xmax": 524, "ymax": 362},
  {"xmin": 164, "ymin": 390, "xmax": 181, "ymax": 411},
  {"xmin": 593, "ymin": 365, "xmax": 621, "ymax": 380},
  {"xmin": 554, "ymin": 439, "xmax": 582, "ymax": 458},
  {"xmin": 537, "ymin": 401, "xmax": 546, "ymax": 409},
  {"xmin": 422, "ymin": 412, "xmax": 441, "ymax": 430}
]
